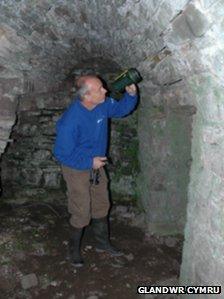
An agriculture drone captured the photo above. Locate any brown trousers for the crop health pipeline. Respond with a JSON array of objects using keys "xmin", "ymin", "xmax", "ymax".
[{"xmin": 61, "ymin": 165, "xmax": 110, "ymax": 228}]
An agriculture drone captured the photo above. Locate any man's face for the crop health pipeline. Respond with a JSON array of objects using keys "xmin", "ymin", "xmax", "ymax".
[{"xmin": 86, "ymin": 78, "xmax": 107, "ymax": 105}]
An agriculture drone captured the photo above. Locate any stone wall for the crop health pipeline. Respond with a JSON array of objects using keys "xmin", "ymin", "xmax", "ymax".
[
  {"xmin": 180, "ymin": 73, "xmax": 224, "ymax": 294},
  {"xmin": 158, "ymin": 0, "xmax": 224, "ymax": 293},
  {"xmin": 1, "ymin": 90, "xmax": 68, "ymax": 200}
]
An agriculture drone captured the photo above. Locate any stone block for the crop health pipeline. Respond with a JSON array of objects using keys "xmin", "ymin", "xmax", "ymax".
[
  {"xmin": 153, "ymin": 0, "xmax": 188, "ymax": 34},
  {"xmin": 33, "ymin": 150, "xmax": 52, "ymax": 162},
  {"xmin": 20, "ymin": 123, "xmax": 38, "ymax": 136},
  {"xmin": 21, "ymin": 168, "xmax": 43, "ymax": 186},
  {"xmin": 167, "ymin": 12, "xmax": 194, "ymax": 46},
  {"xmin": 43, "ymin": 170, "xmax": 61, "ymax": 188},
  {"xmin": 36, "ymin": 136, "xmax": 55, "ymax": 150},
  {"xmin": 152, "ymin": 56, "xmax": 184, "ymax": 86},
  {"xmin": 110, "ymin": 175, "xmax": 135, "ymax": 197},
  {"xmin": 21, "ymin": 273, "xmax": 38, "ymax": 289},
  {"xmin": 185, "ymin": 3, "xmax": 211, "ymax": 37},
  {"xmin": 41, "ymin": 122, "xmax": 56, "ymax": 136}
]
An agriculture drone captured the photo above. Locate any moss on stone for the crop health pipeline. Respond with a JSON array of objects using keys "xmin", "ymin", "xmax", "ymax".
[{"xmin": 109, "ymin": 112, "xmax": 140, "ymax": 204}]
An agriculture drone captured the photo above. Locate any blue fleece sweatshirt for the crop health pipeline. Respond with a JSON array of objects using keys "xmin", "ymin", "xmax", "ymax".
[{"xmin": 53, "ymin": 92, "xmax": 138, "ymax": 170}]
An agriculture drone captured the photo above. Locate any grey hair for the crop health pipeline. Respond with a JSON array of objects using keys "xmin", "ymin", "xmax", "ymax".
[{"xmin": 76, "ymin": 83, "xmax": 90, "ymax": 99}]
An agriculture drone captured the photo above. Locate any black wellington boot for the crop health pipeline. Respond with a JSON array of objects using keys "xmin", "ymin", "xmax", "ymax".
[
  {"xmin": 69, "ymin": 227, "xmax": 84, "ymax": 267},
  {"xmin": 92, "ymin": 217, "xmax": 123, "ymax": 257}
]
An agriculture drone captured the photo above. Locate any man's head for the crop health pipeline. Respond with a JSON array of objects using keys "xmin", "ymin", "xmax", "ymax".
[{"xmin": 75, "ymin": 75, "xmax": 107, "ymax": 108}]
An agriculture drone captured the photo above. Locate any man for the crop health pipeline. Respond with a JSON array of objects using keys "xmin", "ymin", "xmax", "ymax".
[{"xmin": 53, "ymin": 74, "xmax": 138, "ymax": 267}]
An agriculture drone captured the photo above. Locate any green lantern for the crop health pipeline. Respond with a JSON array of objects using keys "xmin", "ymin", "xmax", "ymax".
[{"xmin": 111, "ymin": 68, "xmax": 142, "ymax": 92}]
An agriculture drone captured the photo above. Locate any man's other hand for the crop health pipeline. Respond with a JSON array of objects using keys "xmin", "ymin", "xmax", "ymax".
[
  {"xmin": 125, "ymin": 84, "xmax": 137, "ymax": 96},
  {"xmin": 93, "ymin": 157, "xmax": 107, "ymax": 169}
]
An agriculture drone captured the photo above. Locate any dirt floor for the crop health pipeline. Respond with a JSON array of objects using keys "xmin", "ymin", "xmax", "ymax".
[{"xmin": 0, "ymin": 202, "xmax": 183, "ymax": 299}]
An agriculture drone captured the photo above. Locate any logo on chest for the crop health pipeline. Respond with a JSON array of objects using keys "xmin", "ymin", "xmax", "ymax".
[{"xmin": 97, "ymin": 118, "xmax": 103, "ymax": 124}]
